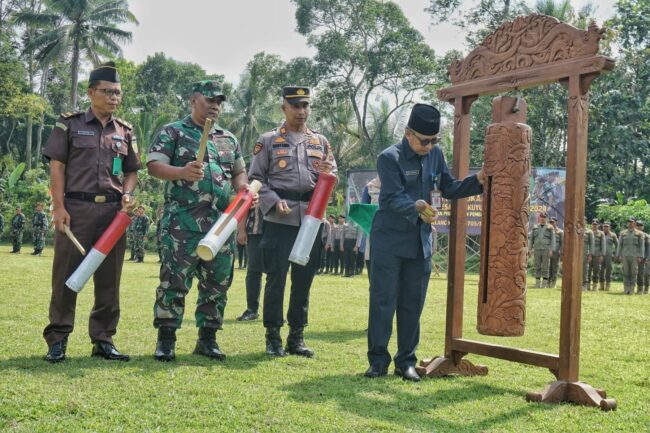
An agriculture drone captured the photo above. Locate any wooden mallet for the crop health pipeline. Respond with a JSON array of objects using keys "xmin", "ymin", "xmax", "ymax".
[
  {"xmin": 63, "ymin": 224, "xmax": 86, "ymax": 256},
  {"xmin": 196, "ymin": 118, "xmax": 213, "ymax": 163}
]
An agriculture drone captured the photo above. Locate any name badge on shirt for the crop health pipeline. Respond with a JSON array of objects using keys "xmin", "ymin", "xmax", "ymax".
[
  {"xmin": 77, "ymin": 130, "xmax": 95, "ymax": 136},
  {"xmin": 112, "ymin": 157, "xmax": 123, "ymax": 176}
]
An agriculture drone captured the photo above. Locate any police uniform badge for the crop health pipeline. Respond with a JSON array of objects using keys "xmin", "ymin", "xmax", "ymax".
[{"xmin": 253, "ymin": 142, "xmax": 263, "ymax": 155}]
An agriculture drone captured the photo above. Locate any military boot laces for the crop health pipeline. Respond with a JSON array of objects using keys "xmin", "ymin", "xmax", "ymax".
[
  {"xmin": 154, "ymin": 327, "xmax": 176, "ymax": 362},
  {"xmin": 193, "ymin": 327, "xmax": 226, "ymax": 361},
  {"xmin": 265, "ymin": 327, "xmax": 286, "ymax": 357},
  {"xmin": 285, "ymin": 327, "xmax": 314, "ymax": 358}
]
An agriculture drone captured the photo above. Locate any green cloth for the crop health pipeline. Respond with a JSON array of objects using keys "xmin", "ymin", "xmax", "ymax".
[{"xmin": 348, "ymin": 203, "xmax": 378, "ymax": 235}]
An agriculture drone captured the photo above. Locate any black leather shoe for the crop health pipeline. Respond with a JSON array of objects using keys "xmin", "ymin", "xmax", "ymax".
[
  {"xmin": 45, "ymin": 336, "xmax": 68, "ymax": 363},
  {"xmin": 265, "ymin": 327, "xmax": 287, "ymax": 357},
  {"xmin": 394, "ymin": 366, "xmax": 421, "ymax": 382},
  {"xmin": 364, "ymin": 364, "xmax": 388, "ymax": 378},
  {"xmin": 193, "ymin": 328, "xmax": 226, "ymax": 361},
  {"xmin": 91, "ymin": 342, "xmax": 130, "ymax": 361},
  {"xmin": 236, "ymin": 309, "xmax": 259, "ymax": 321},
  {"xmin": 154, "ymin": 327, "xmax": 176, "ymax": 362}
]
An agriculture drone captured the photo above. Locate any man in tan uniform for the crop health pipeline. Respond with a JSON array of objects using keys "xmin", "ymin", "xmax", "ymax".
[
  {"xmin": 249, "ymin": 86, "xmax": 337, "ymax": 358},
  {"xmin": 42, "ymin": 62, "xmax": 140, "ymax": 362},
  {"xmin": 600, "ymin": 221, "xmax": 618, "ymax": 291},
  {"xmin": 589, "ymin": 219, "xmax": 606, "ymax": 291},
  {"xmin": 617, "ymin": 217, "xmax": 645, "ymax": 295}
]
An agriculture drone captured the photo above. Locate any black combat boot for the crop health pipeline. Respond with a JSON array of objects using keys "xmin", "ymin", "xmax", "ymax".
[
  {"xmin": 285, "ymin": 327, "xmax": 314, "ymax": 358},
  {"xmin": 265, "ymin": 327, "xmax": 286, "ymax": 357},
  {"xmin": 154, "ymin": 327, "xmax": 176, "ymax": 362},
  {"xmin": 193, "ymin": 327, "xmax": 226, "ymax": 360}
]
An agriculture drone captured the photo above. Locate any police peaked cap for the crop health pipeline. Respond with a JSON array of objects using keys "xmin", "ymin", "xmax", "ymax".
[
  {"xmin": 89, "ymin": 62, "xmax": 120, "ymax": 83},
  {"xmin": 283, "ymin": 86, "xmax": 310, "ymax": 104},
  {"xmin": 408, "ymin": 103, "xmax": 440, "ymax": 136}
]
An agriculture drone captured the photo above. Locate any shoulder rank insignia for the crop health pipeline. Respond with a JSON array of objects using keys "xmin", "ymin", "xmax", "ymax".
[
  {"xmin": 274, "ymin": 136, "xmax": 287, "ymax": 143},
  {"xmin": 55, "ymin": 121, "xmax": 68, "ymax": 131},
  {"xmin": 253, "ymin": 142, "xmax": 263, "ymax": 155},
  {"xmin": 60, "ymin": 111, "xmax": 82, "ymax": 119},
  {"xmin": 115, "ymin": 117, "xmax": 133, "ymax": 129}
]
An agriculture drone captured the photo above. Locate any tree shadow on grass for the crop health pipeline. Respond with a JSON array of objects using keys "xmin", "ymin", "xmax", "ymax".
[
  {"xmin": 0, "ymin": 351, "xmax": 276, "ymax": 377},
  {"xmin": 283, "ymin": 373, "xmax": 554, "ymax": 433}
]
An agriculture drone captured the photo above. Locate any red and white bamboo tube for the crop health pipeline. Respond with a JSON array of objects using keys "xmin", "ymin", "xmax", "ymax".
[
  {"xmin": 196, "ymin": 180, "xmax": 262, "ymax": 261},
  {"xmin": 66, "ymin": 211, "xmax": 132, "ymax": 293},
  {"xmin": 289, "ymin": 172, "xmax": 336, "ymax": 266}
]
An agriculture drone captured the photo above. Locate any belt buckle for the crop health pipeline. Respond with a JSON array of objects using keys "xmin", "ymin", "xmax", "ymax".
[{"xmin": 94, "ymin": 195, "xmax": 107, "ymax": 203}]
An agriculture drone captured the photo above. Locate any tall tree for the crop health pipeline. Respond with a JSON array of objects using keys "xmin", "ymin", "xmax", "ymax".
[
  {"xmin": 292, "ymin": 0, "xmax": 438, "ymax": 149},
  {"xmin": 14, "ymin": 0, "xmax": 138, "ymax": 110}
]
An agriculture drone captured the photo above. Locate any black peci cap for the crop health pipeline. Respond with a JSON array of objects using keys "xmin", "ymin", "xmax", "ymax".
[
  {"xmin": 407, "ymin": 103, "xmax": 440, "ymax": 136},
  {"xmin": 89, "ymin": 62, "xmax": 120, "ymax": 83}
]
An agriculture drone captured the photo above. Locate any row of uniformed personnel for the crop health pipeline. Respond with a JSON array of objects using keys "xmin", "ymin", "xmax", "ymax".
[{"xmin": 529, "ymin": 213, "xmax": 648, "ymax": 293}]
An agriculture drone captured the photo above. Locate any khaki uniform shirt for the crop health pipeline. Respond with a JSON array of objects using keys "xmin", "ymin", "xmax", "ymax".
[
  {"xmin": 248, "ymin": 123, "xmax": 338, "ymax": 226},
  {"xmin": 603, "ymin": 231, "xmax": 618, "ymax": 257},
  {"xmin": 616, "ymin": 229, "xmax": 645, "ymax": 258},
  {"xmin": 529, "ymin": 224, "xmax": 556, "ymax": 252},
  {"xmin": 592, "ymin": 229, "xmax": 606, "ymax": 256}
]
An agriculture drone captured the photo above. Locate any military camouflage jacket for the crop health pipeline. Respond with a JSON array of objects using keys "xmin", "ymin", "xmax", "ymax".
[
  {"xmin": 31, "ymin": 211, "xmax": 48, "ymax": 234},
  {"xmin": 11, "ymin": 213, "xmax": 25, "ymax": 234},
  {"xmin": 148, "ymin": 116, "xmax": 245, "ymax": 232},
  {"xmin": 133, "ymin": 214, "xmax": 150, "ymax": 235}
]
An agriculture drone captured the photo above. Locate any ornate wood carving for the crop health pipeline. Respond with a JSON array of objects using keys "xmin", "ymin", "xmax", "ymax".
[
  {"xmin": 477, "ymin": 96, "xmax": 531, "ymax": 337},
  {"xmin": 526, "ymin": 381, "xmax": 617, "ymax": 411},
  {"xmin": 449, "ymin": 14, "xmax": 606, "ymax": 84}
]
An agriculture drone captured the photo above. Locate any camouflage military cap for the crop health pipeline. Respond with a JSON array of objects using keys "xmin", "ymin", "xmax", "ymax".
[
  {"xmin": 549, "ymin": 216, "xmax": 557, "ymax": 222},
  {"xmin": 627, "ymin": 216, "xmax": 636, "ymax": 222},
  {"xmin": 192, "ymin": 80, "xmax": 226, "ymax": 100}
]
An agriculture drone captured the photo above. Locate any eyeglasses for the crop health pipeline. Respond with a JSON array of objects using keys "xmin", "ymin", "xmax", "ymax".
[
  {"xmin": 407, "ymin": 128, "xmax": 440, "ymax": 146},
  {"xmin": 94, "ymin": 88, "xmax": 122, "ymax": 98}
]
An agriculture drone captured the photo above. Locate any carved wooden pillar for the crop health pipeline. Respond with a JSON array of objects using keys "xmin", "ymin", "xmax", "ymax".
[
  {"xmin": 477, "ymin": 96, "xmax": 531, "ymax": 337},
  {"xmin": 444, "ymin": 95, "xmax": 476, "ymax": 358}
]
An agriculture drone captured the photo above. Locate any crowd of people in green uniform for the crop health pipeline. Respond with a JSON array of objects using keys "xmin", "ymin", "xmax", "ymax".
[{"xmin": 528, "ymin": 213, "xmax": 649, "ymax": 294}]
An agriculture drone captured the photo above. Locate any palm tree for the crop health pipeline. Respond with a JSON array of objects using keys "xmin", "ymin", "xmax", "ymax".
[{"xmin": 13, "ymin": 0, "xmax": 138, "ymax": 110}]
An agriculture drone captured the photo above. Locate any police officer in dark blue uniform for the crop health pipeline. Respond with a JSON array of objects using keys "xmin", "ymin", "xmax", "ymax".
[{"xmin": 365, "ymin": 103, "xmax": 486, "ymax": 381}]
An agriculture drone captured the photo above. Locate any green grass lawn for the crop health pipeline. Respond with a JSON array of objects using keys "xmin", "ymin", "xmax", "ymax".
[{"xmin": 0, "ymin": 246, "xmax": 648, "ymax": 433}]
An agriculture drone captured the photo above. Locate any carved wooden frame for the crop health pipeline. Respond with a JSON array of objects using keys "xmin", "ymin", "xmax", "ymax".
[{"xmin": 417, "ymin": 14, "xmax": 617, "ymax": 410}]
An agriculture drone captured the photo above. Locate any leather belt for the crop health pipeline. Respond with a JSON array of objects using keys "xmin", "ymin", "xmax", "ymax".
[
  {"xmin": 272, "ymin": 189, "xmax": 313, "ymax": 202},
  {"xmin": 65, "ymin": 192, "xmax": 122, "ymax": 203}
]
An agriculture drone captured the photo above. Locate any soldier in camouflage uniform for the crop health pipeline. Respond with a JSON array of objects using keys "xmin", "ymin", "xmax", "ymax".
[
  {"xmin": 0, "ymin": 213, "xmax": 4, "ymax": 240},
  {"xmin": 600, "ymin": 221, "xmax": 618, "ymax": 291},
  {"xmin": 634, "ymin": 221, "xmax": 650, "ymax": 294},
  {"xmin": 126, "ymin": 221, "xmax": 136, "ymax": 261},
  {"xmin": 581, "ymin": 219, "xmax": 595, "ymax": 291},
  {"xmin": 616, "ymin": 217, "xmax": 645, "ymax": 295},
  {"xmin": 131, "ymin": 205, "xmax": 150, "ymax": 263},
  {"xmin": 548, "ymin": 216, "xmax": 563, "ymax": 289},
  {"xmin": 10, "ymin": 206, "xmax": 25, "ymax": 253},
  {"xmin": 528, "ymin": 212, "xmax": 556, "ymax": 288},
  {"xmin": 147, "ymin": 80, "xmax": 249, "ymax": 362},
  {"xmin": 31, "ymin": 202, "xmax": 49, "ymax": 256},
  {"xmin": 155, "ymin": 207, "xmax": 163, "ymax": 263},
  {"xmin": 589, "ymin": 219, "xmax": 605, "ymax": 291}
]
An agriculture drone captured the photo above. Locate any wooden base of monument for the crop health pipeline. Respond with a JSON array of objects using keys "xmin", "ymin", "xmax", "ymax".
[
  {"xmin": 416, "ymin": 356, "xmax": 488, "ymax": 377},
  {"xmin": 526, "ymin": 381, "xmax": 617, "ymax": 411}
]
